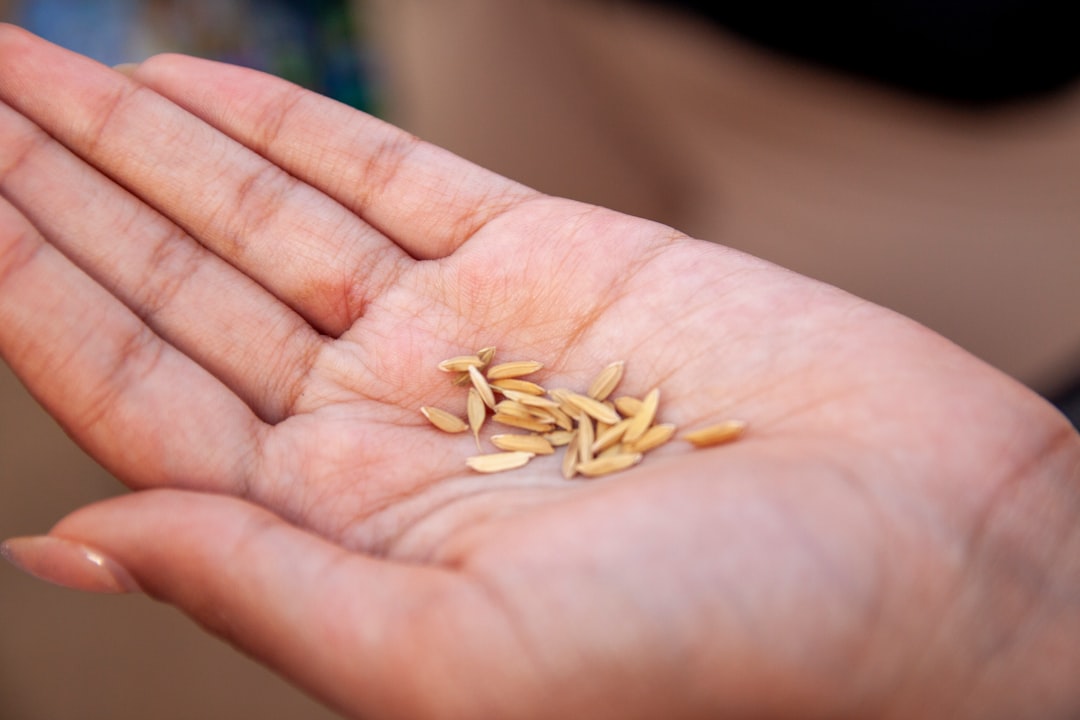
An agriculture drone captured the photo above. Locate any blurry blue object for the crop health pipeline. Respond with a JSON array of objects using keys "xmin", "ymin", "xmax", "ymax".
[
  {"xmin": 9, "ymin": 0, "xmax": 373, "ymax": 111},
  {"xmin": 18, "ymin": 0, "xmax": 140, "ymax": 68}
]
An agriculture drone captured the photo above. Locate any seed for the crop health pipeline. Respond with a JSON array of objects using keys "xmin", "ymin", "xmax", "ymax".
[
  {"xmin": 614, "ymin": 395, "xmax": 644, "ymax": 417},
  {"xmin": 576, "ymin": 411, "xmax": 594, "ymax": 464},
  {"xmin": 587, "ymin": 361, "xmax": 625, "ymax": 401},
  {"xmin": 494, "ymin": 399, "xmax": 533, "ymax": 418},
  {"xmin": 623, "ymin": 388, "xmax": 659, "ymax": 443},
  {"xmin": 468, "ymin": 365, "xmax": 497, "ymax": 409},
  {"xmin": 624, "ymin": 423, "xmax": 676, "ymax": 453},
  {"xmin": 466, "ymin": 451, "xmax": 535, "ymax": 474},
  {"xmin": 486, "ymin": 360, "xmax": 544, "ymax": 380},
  {"xmin": 491, "ymin": 434, "xmax": 555, "ymax": 455},
  {"xmin": 420, "ymin": 406, "xmax": 468, "ymax": 433},
  {"xmin": 592, "ymin": 417, "xmax": 633, "ymax": 454},
  {"xmin": 684, "ymin": 420, "xmax": 747, "ymax": 447},
  {"xmin": 544, "ymin": 430, "xmax": 575, "ymax": 447},
  {"xmin": 476, "ymin": 346, "xmax": 497, "ymax": 366},
  {"xmin": 467, "ymin": 387, "xmax": 486, "ymax": 449},
  {"xmin": 577, "ymin": 452, "xmax": 643, "ymax": 478},
  {"xmin": 438, "ymin": 355, "xmax": 484, "ymax": 373},
  {"xmin": 597, "ymin": 443, "xmax": 625, "ymax": 459},
  {"xmin": 562, "ymin": 392, "xmax": 621, "ymax": 425},
  {"xmin": 491, "ymin": 378, "xmax": 546, "ymax": 395},
  {"xmin": 561, "ymin": 431, "xmax": 580, "ymax": 479},
  {"xmin": 492, "ymin": 413, "xmax": 555, "ymax": 433},
  {"xmin": 501, "ymin": 389, "xmax": 561, "ymax": 408}
]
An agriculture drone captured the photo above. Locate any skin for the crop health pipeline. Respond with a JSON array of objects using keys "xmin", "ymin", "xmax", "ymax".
[{"xmin": 0, "ymin": 24, "xmax": 1078, "ymax": 720}]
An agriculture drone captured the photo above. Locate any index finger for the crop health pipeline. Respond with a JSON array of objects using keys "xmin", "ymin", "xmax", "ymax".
[{"xmin": 127, "ymin": 52, "xmax": 541, "ymax": 259}]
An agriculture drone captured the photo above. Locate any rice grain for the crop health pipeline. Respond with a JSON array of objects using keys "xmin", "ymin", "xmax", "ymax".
[
  {"xmin": 491, "ymin": 378, "xmax": 546, "ymax": 395},
  {"xmin": 466, "ymin": 451, "xmax": 535, "ymax": 473},
  {"xmin": 420, "ymin": 406, "xmax": 468, "ymax": 433},
  {"xmin": 492, "ymin": 413, "xmax": 555, "ymax": 433},
  {"xmin": 614, "ymin": 396, "xmax": 644, "ymax": 417},
  {"xmin": 684, "ymin": 420, "xmax": 747, "ymax": 447},
  {"xmin": 491, "ymin": 434, "xmax": 555, "ymax": 455},
  {"xmin": 577, "ymin": 452, "xmax": 643, "ymax": 477},
  {"xmin": 438, "ymin": 355, "xmax": 484, "ymax": 373},
  {"xmin": 587, "ymin": 361, "xmax": 625, "ymax": 401},
  {"xmin": 487, "ymin": 361, "xmax": 544, "ymax": 380},
  {"xmin": 468, "ymin": 365, "xmax": 497, "ymax": 410},
  {"xmin": 467, "ymin": 387, "xmax": 486, "ymax": 448},
  {"xmin": 563, "ymin": 392, "xmax": 621, "ymax": 425},
  {"xmin": 623, "ymin": 388, "xmax": 659, "ymax": 443},
  {"xmin": 624, "ymin": 423, "xmax": 676, "ymax": 454}
]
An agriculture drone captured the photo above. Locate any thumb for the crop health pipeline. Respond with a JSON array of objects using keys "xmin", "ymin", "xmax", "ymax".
[{"xmin": 2, "ymin": 489, "xmax": 474, "ymax": 719}]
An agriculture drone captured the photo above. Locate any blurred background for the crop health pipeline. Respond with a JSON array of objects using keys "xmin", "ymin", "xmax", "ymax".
[{"xmin": 1, "ymin": 0, "xmax": 1078, "ymax": 718}]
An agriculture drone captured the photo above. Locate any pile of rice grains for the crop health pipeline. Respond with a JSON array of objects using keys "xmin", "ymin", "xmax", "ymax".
[{"xmin": 421, "ymin": 346, "xmax": 746, "ymax": 478}]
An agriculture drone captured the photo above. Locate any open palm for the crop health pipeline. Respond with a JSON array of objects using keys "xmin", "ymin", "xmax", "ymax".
[{"xmin": 1, "ymin": 26, "xmax": 1077, "ymax": 720}]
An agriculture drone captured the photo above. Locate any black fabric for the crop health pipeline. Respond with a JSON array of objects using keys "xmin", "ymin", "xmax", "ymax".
[
  {"xmin": 1050, "ymin": 377, "xmax": 1080, "ymax": 431},
  {"xmin": 633, "ymin": 0, "xmax": 1080, "ymax": 104}
]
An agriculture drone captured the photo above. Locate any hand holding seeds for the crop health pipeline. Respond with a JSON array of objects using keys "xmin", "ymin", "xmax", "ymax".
[{"xmin": 1, "ymin": 27, "xmax": 1077, "ymax": 720}]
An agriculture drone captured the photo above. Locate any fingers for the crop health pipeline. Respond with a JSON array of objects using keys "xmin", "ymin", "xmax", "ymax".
[
  {"xmin": 0, "ymin": 195, "xmax": 259, "ymax": 492},
  {"xmin": 40, "ymin": 490, "xmax": 476, "ymax": 718},
  {"xmin": 126, "ymin": 52, "xmax": 541, "ymax": 259},
  {"xmin": 0, "ymin": 100, "xmax": 323, "ymax": 423},
  {"xmin": 0, "ymin": 24, "xmax": 407, "ymax": 336}
]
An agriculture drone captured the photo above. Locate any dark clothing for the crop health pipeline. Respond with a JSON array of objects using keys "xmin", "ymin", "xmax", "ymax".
[
  {"xmin": 637, "ymin": 0, "xmax": 1080, "ymax": 104},
  {"xmin": 1051, "ymin": 378, "xmax": 1080, "ymax": 431}
]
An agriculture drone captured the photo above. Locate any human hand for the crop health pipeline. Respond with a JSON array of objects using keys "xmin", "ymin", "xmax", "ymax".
[{"xmin": 0, "ymin": 26, "xmax": 1077, "ymax": 720}]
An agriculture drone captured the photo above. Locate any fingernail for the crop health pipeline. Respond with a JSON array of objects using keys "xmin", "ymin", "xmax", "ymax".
[{"xmin": 0, "ymin": 536, "xmax": 140, "ymax": 594}]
